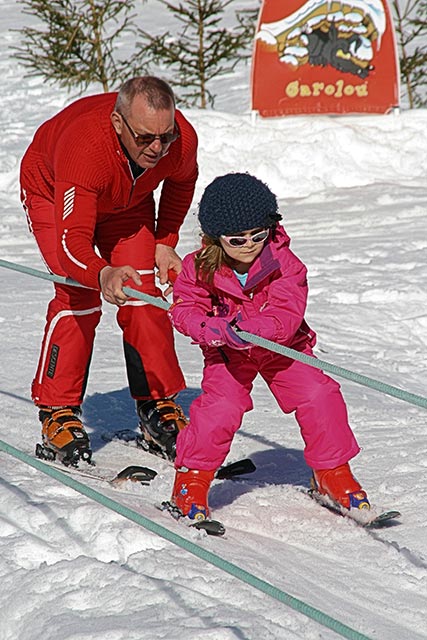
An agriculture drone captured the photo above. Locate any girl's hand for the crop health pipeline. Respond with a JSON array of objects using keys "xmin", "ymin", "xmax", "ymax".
[{"xmin": 200, "ymin": 317, "xmax": 249, "ymax": 350}]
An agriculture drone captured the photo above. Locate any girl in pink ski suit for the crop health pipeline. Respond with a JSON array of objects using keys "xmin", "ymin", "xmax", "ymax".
[{"xmin": 168, "ymin": 173, "xmax": 369, "ymax": 521}]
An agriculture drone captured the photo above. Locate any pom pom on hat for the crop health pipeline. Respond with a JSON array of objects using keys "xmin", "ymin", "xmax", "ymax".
[{"xmin": 198, "ymin": 172, "xmax": 281, "ymax": 238}]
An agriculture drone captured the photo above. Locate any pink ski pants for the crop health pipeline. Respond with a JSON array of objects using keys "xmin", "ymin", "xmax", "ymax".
[{"xmin": 175, "ymin": 344, "xmax": 360, "ymax": 472}]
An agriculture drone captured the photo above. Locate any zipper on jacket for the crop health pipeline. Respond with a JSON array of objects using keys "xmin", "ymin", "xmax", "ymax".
[{"xmin": 125, "ymin": 163, "xmax": 146, "ymax": 208}]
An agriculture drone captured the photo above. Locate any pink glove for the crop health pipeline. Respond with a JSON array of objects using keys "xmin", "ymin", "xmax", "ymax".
[
  {"xmin": 200, "ymin": 317, "xmax": 250, "ymax": 350},
  {"xmin": 236, "ymin": 316, "xmax": 278, "ymax": 342}
]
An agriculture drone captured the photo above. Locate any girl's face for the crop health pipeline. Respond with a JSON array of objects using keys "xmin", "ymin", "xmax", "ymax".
[{"xmin": 219, "ymin": 227, "xmax": 269, "ymax": 273}]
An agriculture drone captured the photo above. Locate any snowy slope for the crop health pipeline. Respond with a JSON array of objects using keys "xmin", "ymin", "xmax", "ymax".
[{"xmin": 1, "ymin": 1, "xmax": 427, "ymax": 639}]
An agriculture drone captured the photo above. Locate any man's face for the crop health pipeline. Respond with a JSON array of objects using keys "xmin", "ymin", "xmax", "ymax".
[{"xmin": 111, "ymin": 94, "xmax": 176, "ymax": 169}]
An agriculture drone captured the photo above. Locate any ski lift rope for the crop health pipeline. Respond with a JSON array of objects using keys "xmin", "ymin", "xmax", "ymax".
[
  {"xmin": 0, "ymin": 438, "xmax": 374, "ymax": 640},
  {"xmin": 1, "ymin": 258, "xmax": 426, "ymax": 410},
  {"xmin": 0, "ymin": 257, "xmax": 415, "ymax": 639}
]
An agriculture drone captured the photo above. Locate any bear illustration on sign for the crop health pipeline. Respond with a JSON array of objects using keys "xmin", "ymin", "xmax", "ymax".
[{"xmin": 256, "ymin": 0, "xmax": 386, "ymax": 78}]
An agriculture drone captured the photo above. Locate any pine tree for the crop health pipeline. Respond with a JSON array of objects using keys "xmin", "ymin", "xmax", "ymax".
[
  {"xmin": 13, "ymin": 0, "xmax": 147, "ymax": 93},
  {"xmin": 392, "ymin": 0, "xmax": 427, "ymax": 108},
  {"xmin": 134, "ymin": 0, "xmax": 256, "ymax": 108}
]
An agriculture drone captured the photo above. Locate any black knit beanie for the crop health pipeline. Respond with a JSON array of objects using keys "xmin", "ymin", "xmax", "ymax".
[{"xmin": 198, "ymin": 172, "xmax": 281, "ymax": 238}]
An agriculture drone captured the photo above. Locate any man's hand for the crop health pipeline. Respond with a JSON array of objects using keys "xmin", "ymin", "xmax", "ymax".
[
  {"xmin": 99, "ymin": 265, "xmax": 142, "ymax": 306},
  {"xmin": 155, "ymin": 244, "xmax": 182, "ymax": 295}
]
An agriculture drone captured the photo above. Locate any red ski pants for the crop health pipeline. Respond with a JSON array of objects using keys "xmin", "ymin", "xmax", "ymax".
[{"xmin": 26, "ymin": 195, "xmax": 185, "ymax": 407}]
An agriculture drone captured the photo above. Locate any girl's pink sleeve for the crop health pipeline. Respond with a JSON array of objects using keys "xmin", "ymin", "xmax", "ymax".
[{"xmin": 168, "ymin": 255, "xmax": 212, "ymax": 342}]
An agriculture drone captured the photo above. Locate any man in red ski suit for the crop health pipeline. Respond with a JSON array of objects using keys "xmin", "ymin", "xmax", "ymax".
[{"xmin": 20, "ymin": 76, "xmax": 198, "ymax": 465}]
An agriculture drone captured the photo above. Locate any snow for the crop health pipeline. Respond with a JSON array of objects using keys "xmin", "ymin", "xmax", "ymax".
[{"xmin": 1, "ymin": 1, "xmax": 427, "ymax": 639}]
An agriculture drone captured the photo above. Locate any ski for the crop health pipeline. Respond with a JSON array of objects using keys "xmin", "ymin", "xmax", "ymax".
[
  {"xmin": 101, "ymin": 429, "xmax": 257, "ymax": 480},
  {"xmin": 35, "ymin": 439, "xmax": 399, "ymax": 534},
  {"xmin": 36, "ymin": 440, "xmax": 224, "ymax": 535},
  {"xmin": 308, "ymin": 489, "xmax": 401, "ymax": 528},
  {"xmin": 35, "ymin": 437, "xmax": 255, "ymax": 488},
  {"xmin": 35, "ymin": 442, "xmax": 157, "ymax": 486}
]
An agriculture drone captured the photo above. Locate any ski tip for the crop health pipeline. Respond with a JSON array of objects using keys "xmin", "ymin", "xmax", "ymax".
[
  {"xmin": 111, "ymin": 465, "xmax": 157, "ymax": 485},
  {"xmin": 216, "ymin": 458, "xmax": 256, "ymax": 480},
  {"xmin": 365, "ymin": 510, "xmax": 401, "ymax": 528},
  {"xmin": 191, "ymin": 519, "xmax": 226, "ymax": 536}
]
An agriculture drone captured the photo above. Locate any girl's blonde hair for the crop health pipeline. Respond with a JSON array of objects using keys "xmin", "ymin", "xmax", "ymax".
[{"xmin": 194, "ymin": 235, "xmax": 234, "ymax": 285}]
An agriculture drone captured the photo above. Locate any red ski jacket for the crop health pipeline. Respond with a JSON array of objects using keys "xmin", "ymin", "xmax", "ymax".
[{"xmin": 20, "ymin": 93, "xmax": 198, "ymax": 288}]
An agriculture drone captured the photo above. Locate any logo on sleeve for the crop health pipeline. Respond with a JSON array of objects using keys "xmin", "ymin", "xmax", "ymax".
[{"xmin": 63, "ymin": 186, "xmax": 76, "ymax": 220}]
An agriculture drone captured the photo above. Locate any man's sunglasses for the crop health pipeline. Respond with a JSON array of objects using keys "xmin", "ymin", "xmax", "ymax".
[
  {"xmin": 119, "ymin": 112, "xmax": 180, "ymax": 147},
  {"xmin": 220, "ymin": 229, "xmax": 270, "ymax": 248}
]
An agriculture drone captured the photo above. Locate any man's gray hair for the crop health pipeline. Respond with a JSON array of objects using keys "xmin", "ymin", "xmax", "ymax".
[{"xmin": 115, "ymin": 76, "xmax": 175, "ymax": 115}]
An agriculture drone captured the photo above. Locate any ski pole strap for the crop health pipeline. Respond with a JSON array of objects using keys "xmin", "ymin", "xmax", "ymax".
[
  {"xmin": 0, "ymin": 438, "xmax": 374, "ymax": 640},
  {"xmin": 1, "ymin": 258, "xmax": 426, "ymax": 409}
]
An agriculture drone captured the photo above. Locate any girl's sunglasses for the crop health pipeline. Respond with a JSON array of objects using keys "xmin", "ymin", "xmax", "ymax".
[{"xmin": 221, "ymin": 228, "xmax": 270, "ymax": 248}]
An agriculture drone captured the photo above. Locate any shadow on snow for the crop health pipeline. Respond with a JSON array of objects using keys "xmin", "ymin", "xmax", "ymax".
[{"xmin": 82, "ymin": 387, "xmax": 312, "ymax": 509}]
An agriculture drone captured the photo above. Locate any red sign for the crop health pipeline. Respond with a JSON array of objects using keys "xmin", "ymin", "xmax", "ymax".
[{"xmin": 251, "ymin": 0, "xmax": 400, "ymax": 116}]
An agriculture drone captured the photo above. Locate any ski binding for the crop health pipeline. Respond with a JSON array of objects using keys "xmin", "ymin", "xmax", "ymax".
[{"xmin": 35, "ymin": 441, "xmax": 92, "ymax": 467}]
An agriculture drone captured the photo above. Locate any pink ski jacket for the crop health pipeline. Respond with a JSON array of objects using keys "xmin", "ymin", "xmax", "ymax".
[{"xmin": 170, "ymin": 225, "xmax": 316, "ymax": 351}]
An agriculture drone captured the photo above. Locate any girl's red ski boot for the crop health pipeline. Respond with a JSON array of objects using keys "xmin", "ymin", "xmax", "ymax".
[
  {"xmin": 171, "ymin": 468, "xmax": 216, "ymax": 521},
  {"xmin": 312, "ymin": 462, "xmax": 370, "ymax": 510}
]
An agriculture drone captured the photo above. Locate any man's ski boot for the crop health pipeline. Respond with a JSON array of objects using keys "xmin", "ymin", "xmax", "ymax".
[
  {"xmin": 35, "ymin": 406, "xmax": 92, "ymax": 467},
  {"xmin": 311, "ymin": 462, "xmax": 370, "ymax": 511},
  {"xmin": 136, "ymin": 397, "xmax": 188, "ymax": 462},
  {"xmin": 170, "ymin": 467, "xmax": 216, "ymax": 521}
]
